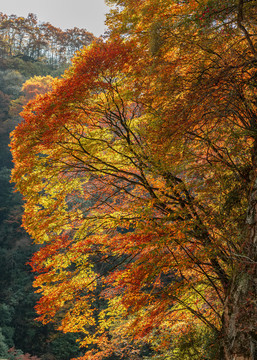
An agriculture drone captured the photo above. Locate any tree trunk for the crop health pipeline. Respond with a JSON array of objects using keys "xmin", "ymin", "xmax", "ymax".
[{"xmin": 222, "ymin": 171, "xmax": 257, "ymax": 360}]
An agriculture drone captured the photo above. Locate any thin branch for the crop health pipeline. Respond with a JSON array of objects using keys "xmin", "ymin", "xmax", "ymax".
[{"xmin": 237, "ymin": 0, "xmax": 257, "ymax": 58}]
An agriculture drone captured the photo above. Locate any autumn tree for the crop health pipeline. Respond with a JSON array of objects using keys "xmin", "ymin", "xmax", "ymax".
[
  {"xmin": 11, "ymin": 1, "xmax": 257, "ymax": 360},
  {"xmin": 9, "ymin": 75, "xmax": 54, "ymax": 120}
]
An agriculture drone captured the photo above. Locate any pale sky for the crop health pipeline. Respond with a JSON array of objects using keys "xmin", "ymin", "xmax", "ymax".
[{"xmin": 0, "ymin": 0, "xmax": 111, "ymax": 36}]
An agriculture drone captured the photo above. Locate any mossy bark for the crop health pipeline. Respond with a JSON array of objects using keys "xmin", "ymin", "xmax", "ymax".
[{"xmin": 222, "ymin": 174, "xmax": 257, "ymax": 360}]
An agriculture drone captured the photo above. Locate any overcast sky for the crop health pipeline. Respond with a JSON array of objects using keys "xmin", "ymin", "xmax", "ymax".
[{"xmin": 0, "ymin": 0, "xmax": 111, "ymax": 36}]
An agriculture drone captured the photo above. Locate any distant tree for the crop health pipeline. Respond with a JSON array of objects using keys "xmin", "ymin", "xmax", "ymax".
[
  {"xmin": 10, "ymin": 75, "xmax": 54, "ymax": 120},
  {"xmin": 0, "ymin": 328, "xmax": 9, "ymax": 358},
  {"xmin": 0, "ymin": 91, "xmax": 10, "ymax": 123}
]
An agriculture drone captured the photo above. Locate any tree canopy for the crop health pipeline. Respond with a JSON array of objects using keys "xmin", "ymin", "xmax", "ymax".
[{"xmin": 11, "ymin": 1, "xmax": 257, "ymax": 360}]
